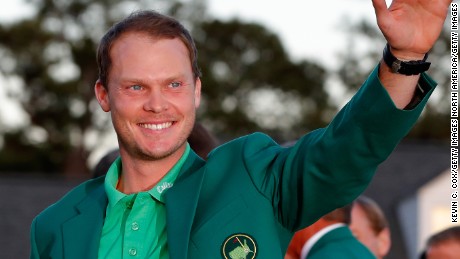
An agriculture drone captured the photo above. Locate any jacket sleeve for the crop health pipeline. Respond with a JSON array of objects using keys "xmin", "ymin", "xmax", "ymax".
[{"xmin": 242, "ymin": 65, "xmax": 437, "ymax": 232}]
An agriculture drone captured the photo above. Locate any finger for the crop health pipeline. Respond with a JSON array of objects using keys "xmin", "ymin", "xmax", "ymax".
[
  {"xmin": 371, "ymin": 0, "xmax": 392, "ymax": 35},
  {"xmin": 371, "ymin": 0, "xmax": 389, "ymax": 19}
]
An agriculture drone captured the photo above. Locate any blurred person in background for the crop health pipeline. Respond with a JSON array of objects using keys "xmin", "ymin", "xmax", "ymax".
[
  {"xmin": 185, "ymin": 122, "xmax": 219, "ymax": 160},
  {"xmin": 285, "ymin": 204, "xmax": 375, "ymax": 259},
  {"xmin": 92, "ymin": 148, "xmax": 120, "ymax": 178},
  {"xmin": 420, "ymin": 226, "xmax": 460, "ymax": 259},
  {"xmin": 350, "ymin": 195, "xmax": 391, "ymax": 259}
]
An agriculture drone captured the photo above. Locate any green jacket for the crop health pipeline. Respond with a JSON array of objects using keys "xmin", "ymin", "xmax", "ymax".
[
  {"xmin": 305, "ymin": 226, "xmax": 376, "ymax": 259},
  {"xmin": 30, "ymin": 67, "xmax": 436, "ymax": 258}
]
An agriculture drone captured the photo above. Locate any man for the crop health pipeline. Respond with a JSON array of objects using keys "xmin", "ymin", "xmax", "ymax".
[
  {"xmin": 285, "ymin": 205, "xmax": 375, "ymax": 259},
  {"xmin": 350, "ymin": 196, "xmax": 391, "ymax": 259},
  {"xmin": 30, "ymin": 0, "xmax": 451, "ymax": 258},
  {"xmin": 420, "ymin": 226, "xmax": 460, "ymax": 259}
]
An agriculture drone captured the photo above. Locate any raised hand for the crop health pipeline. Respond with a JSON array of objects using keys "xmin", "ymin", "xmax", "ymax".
[{"xmin": 372, "ymin": 0, "xmax": 452, "ymax": 59}]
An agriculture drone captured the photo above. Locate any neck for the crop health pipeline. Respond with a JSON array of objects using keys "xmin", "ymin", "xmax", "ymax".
[{"xmin": 117, "ymin": 147, "xmax": 185, "ymax": 194}]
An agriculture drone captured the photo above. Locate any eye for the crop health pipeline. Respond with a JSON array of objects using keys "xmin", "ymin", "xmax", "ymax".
[
  {"xmin": 130, "ymin": 85, "xmax": 143, "ymax": 91},
  {"xmin": 170, "ymin": 81, "xmax": 181, "ymax": 88}
]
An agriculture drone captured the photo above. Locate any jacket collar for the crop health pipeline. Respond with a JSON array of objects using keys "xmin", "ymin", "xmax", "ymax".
[
  {"xmin": 309, "ymin": 226, "xmax": 352, "ymax": 254},
  {"xmin": 62, "ymin": 180, "xmax": 107, "ymax": 259},
  {"xmin": 60, "ymin": 150, "xmax": 205, "ymax": 259},
  {"xmin": 165, "ymin": 150, "xmax": 205, "ymax": 259}
]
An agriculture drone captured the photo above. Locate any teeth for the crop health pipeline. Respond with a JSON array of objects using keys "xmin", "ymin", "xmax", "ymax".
[{"xmin": 140, "ymin": 122, "xmax": 172, "ymax": 130}]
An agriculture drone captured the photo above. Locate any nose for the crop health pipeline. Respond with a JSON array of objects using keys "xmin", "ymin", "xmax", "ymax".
[{"xmin": 144, "ymin": 88, "xmax": 168, "ymax": 113}]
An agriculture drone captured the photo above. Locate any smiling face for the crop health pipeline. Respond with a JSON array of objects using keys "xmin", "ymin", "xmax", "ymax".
[{"xmin": 95, "ymin": 32, "xmax": 201, "ymax": 162}]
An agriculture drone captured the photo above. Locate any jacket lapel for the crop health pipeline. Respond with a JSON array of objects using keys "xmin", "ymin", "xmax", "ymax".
[
  {"xmin": 62, "ymin": 183, "xmax": 108, "ymax": 259},
  {"xmin": 165, "ymin": 151, "xmax": 205, "ymax": 259}
]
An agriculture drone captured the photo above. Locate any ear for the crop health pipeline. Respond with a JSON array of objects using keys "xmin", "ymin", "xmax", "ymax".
[
  {"xmin": 194, "ymin": 77, "xmax": 202, "ymax": 109},
  {"xmin": 377, "ymin": 227, "xmax": 391, "ymax": 257},
  {"xmin": 94, "ymin": 80, "xmax": 111, "ymax": 112}
]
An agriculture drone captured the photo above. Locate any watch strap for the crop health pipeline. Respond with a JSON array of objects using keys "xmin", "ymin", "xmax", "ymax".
[{"xmin": 382, "ymin": 43, "xmax": 431, "ymax": 75}]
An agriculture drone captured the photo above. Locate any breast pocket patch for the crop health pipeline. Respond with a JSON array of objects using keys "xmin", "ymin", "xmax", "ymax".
[{"xmin": 221, "ymin": 233, "xmax": 257, "ymax": 259}]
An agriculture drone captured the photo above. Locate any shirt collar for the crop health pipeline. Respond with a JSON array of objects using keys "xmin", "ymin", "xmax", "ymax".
[
  {"xmin": 104, "ymin": 143, "xmax": 191, "ymax": 208},
  {"xmin": 148, "ymin": 143, "xmax": 190, "ymax": 203},
  {"xmin": 300, "ymin": 223, "xmax": 346, "ymax": 259}
]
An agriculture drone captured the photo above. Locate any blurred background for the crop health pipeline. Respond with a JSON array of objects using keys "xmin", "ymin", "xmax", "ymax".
[{"xmin": 0, "ymin": 0, "xmax": 454, "ymax": 258}]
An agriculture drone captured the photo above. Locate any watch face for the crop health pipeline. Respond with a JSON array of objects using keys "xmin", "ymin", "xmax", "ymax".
[
  {"xmin": 391, "ymin": 60, "xmax": 402, "ymax": 73},
  {"xmin": 383, "ymin": 43, "xmax": 430, "ymax": 75}
]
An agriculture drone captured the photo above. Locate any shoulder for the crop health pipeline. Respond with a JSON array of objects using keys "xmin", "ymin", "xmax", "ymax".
[
  {"xmin": 312, "ymin": 227, "xmax": 375, "ymax": 258},
  {"xmin": 31, "ymin": 176, "xmax": 106, "ymax": 256},
  {"xmin": 208, "ymin": 132, "xmax": 278, "ymax": 158},
  {"xmin": 205, "ymin": 132, "xmax": 284, "ymax": 172},
  {"xmin": 33, "ymin": 176, "xmax": 105, "ymax": 225}
]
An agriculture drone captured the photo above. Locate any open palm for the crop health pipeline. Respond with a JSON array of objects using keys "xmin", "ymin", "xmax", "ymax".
[{"xmin": 372, "ymin": 0, "xmax": 452, "ymax": 57}]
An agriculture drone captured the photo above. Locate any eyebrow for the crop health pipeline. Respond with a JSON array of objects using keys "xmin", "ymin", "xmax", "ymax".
[
  {"xmin": 119, "ymin": 78, "xmax": 148, "ymax": 85},
  {"xmin": 119, "ymin": 74, "xmax": 189, "ymax": 86}
]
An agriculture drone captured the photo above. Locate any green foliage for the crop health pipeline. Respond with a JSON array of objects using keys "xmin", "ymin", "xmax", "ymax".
[
  {"xmin": 195, "ymin": 19, "xmax": 330, "ymax": 141},
  {"xmin": 0, "ymin": 0, "xmax": 331, "ymax": 174},
  {"xmin": 0, "ymin": 0, "xmax": 174, "ymax": 174}
]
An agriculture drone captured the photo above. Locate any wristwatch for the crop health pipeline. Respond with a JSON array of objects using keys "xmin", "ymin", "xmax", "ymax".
[{"xmin": 382, "ymin": 43, "xmax": 431, "ymax": 75}]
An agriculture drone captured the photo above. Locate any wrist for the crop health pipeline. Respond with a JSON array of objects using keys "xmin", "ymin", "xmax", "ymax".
[
  {"xmin": 382, "ymin": 43, "xmax": 431, "ymax": 75},
  {"xmin": 389, "ymin": 46, "xmax": 426, "ymax": 61}
]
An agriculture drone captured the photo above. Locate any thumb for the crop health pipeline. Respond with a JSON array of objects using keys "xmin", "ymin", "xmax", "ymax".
[
  {"xmin": 371, "ymin": 0, "xmax": 392, "ymax": 36},
  {"xmin": 372, "ymin": 0, "xmax": 389, "ymax": 26},
  {"xmin": 371, "ymin": 0, "xmax": 389, "ymax": 16}
]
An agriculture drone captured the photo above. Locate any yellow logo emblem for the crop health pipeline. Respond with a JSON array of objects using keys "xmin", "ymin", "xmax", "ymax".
[{"xmin": 221, "ymin": 233, "xmax": 257, "ymax": 259}]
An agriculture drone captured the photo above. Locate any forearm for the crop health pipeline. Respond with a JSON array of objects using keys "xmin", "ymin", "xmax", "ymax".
[
  {"xmin": 378, "ymin": 46, "xmax": 427, "ymax": 109},
  {"xmin": 370, "ymin": 0, "xmax": 450, "ymax": 109},
  {"xmin": 378, "ymin": 60, "xmax": 420, "ymax": 109},
  {"xmin": 278, "ymin": 66, "xmax": 436, "ymax": 231}
]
